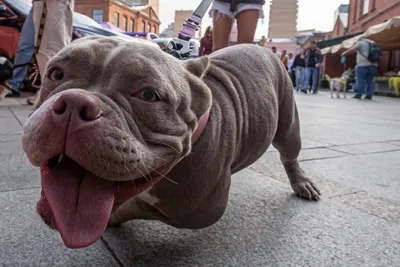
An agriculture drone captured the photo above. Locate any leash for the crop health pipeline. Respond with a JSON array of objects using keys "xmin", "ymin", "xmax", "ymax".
[
  {"xmin": 164, "ymin": 0, "xmax": 213, "ymax": 60},
  {"xmin": 19, "ymin": 1, "xmax": 47, "ymax": 91}
]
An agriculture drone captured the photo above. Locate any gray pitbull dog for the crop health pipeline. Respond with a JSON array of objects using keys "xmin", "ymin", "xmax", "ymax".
[{"xmin": 22, "ymin": 36, "xmax": 321, "ymax": 249}]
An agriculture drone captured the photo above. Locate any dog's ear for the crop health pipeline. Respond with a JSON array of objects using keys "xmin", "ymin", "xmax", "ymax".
[
  {"xmin": 183, "ymin": 56, "xmax": 210, "ymax": 79},
  {"xmin": 183, "ymin": 57, "xmax": 212, "ymax": 119}
]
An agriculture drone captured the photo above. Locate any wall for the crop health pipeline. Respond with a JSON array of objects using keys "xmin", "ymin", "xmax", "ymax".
[
  {"xmin": 74, "ymin": 0, "xmax": 160, "ymax": 34},
  {"xmin": 332, "ymin": 19, "xmax": 346, "ymax": 38},
  {"xmin": 74, "ymin": 0, "xmax": 109, "ymax": 21},
  {"xmin": 268, "ymin": 0, "xmax": 298, "ymax": 38},
  {"xmin": 347, "ymin": 0, "xmax": 400, "ymax": 33},
  {"xmin": 173, "ymin": 10, "xmax": 193, "ymax": 38}
]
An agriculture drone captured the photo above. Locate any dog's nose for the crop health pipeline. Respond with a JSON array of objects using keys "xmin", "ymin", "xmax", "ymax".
[{"xmin": 52, "ymin": 90, "xmax": 102, "ymax": 132}]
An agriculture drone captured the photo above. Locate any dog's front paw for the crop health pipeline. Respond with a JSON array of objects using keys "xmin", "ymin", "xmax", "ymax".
[{"xmin": 291, "ymin": 178, "xmax": 321, "ymax": 201}]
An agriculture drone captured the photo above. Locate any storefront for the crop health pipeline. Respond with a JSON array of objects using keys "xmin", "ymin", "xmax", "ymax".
[{"xmin": 319, "ymin": 16, "xmax": 400, "ymax": 96}]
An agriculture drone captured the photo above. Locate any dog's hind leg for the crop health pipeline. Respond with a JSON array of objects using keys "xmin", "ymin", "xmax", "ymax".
[{"xmin": 272, "ymin": 75, "xmax": 321, "ymax": 201}]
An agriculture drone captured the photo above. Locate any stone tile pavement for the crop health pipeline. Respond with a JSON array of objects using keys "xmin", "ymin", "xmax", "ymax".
[{"xmin": 0, "ymin": 91, "xmax": 399, "ymax": 266}]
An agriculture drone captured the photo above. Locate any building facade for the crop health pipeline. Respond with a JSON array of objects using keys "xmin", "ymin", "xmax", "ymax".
[
  {"xmin": 74, "ymin": 0, "xmax": 160, "ymax": 34},
  {"xmin": 121, "ymin": 0, "xmax": 159, "ymax": 16},
  {"xmin": 268, "ymin": 0, "xmax": 298, "ymax": 39},
  {"xmin": 347, "ymin": 0, "xmax": 400, "ymax": 34},
  {"xmin": 323, "ymin": 0, "xmax": 400, "ymax": 77},
  {"xmin": 331, "ymin": 4, "xmax": 349, "ymax": 37}
]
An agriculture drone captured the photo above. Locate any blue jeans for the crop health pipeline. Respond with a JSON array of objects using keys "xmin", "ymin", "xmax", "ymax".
[
  {"xmin": 304, "ymin": 67, "xmax": 319, "ymax": 91},
  {"xmin": 8, "ymin": 6, "xmax": 35, "ymax": 95},
  {"xmin": 295, "ymin": 66, "xmax": 305, "ymax": 90},
  {"xmin": 355, "ymin": 65, "xmax": 377, "ymax": 97}
]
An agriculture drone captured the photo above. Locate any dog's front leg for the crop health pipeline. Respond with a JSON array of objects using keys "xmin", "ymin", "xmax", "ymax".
[{"xmin": 272, "ymin": 77, "xmax": 321, "ymax": 201}]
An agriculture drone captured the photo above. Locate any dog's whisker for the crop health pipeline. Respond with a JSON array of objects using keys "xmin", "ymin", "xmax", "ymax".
[
  {"xmin": 144, "ymin": 139, "xmax": 180, "ymax": 154},
  {"xmin": 143, "ymin": 163, "xmax": 178, "ymax": 186},
  {"xmin": 137, "ymin": 150, "xmax": 151, "ymax": 185}
]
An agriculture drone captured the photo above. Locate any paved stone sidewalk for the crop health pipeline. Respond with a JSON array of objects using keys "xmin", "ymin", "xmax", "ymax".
[{"xmin": 0, "ymin": 91, "xmax": 399, "ymax": 267}]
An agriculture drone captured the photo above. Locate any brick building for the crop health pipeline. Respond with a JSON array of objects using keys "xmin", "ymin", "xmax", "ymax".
[
  {"xmin": 347, "ymin": 0, "xmax": 400, "ymax": 34},
  {"xmin": 74, "ymin": 0, "xmax": 160, "ymax": 34},
  {"xmin": 332, "ymin": 4, "xmax": 349, "ymax": 37},
  {"xmin": 320, "ymin": 0, "xmax": 400, "ymax": 78}
]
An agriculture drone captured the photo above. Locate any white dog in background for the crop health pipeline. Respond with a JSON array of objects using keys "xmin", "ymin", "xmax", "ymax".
[{"xmin": 325, "ymin": 74, "xmax": 349, "ymax": 99}]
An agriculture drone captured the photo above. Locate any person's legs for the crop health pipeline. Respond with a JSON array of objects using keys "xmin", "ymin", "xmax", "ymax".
[
  {"xmin": 235, "ymin": 4, "xmax": 263, "ymax": 44},
  {"xmin": 7, "ymin": 6, "xmax": 35, "ymax": 96},
  {"xmin": 295, "ymin": 68, "xmax": 302, "ymax": 91},
  {"xmin": 365, "ymin": 66, "xmax": 377, "ymax": 99},
  {"xmin": 302, "ymin": 67, "xmax": 311, "ymax": 92},
  {"xmin": 210, "ymin": 1, "xmax": 234, "ymax": 52},
  {"xmin": 28, "ymin": 0, "xmax": 74, "ymax": 105},
  {"xmin": 355, "ymin": 66, "xmax": 367, "ymax": 98},
  {"xmin": 312, "ymin": 67, "xmax": 319, "ymax": 93},
  {"xmin": 35, "ymin": 0, "xmax": 74, "ymax": 79},
  {"xmin": 300, "ymin": 67, "xmax": 306, "ymax": 90}
]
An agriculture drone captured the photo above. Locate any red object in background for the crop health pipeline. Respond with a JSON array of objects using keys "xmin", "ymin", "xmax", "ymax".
[{"xmin": 0, "ymin": 26, "xmax": 20, "ymax": 59}]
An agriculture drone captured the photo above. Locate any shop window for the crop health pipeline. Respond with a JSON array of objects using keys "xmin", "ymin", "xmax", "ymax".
[
  {"xmin": 114, "ymin": 12, "xmax": 120, "ymax": 27},
  {"xmin": 92, "ymin": 9, "xmax": 104, "ymax": 24},
  {"xmin": 123, "ymin": 16, "xmax": 127, "ymax": 31},
  {"xmin": 360, "ymin": 0, "xmax": 369, "ymax": 16},
  {"xmin": 130, "ymin": 19, "xmax": 135, "ymax": 32}
]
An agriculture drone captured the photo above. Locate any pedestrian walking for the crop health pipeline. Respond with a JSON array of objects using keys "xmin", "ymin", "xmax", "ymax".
[
  {"xmin": 258, "ymin": 35, "xmax": 268, "ymax": 48},
  {"xmin": 210, "ymin": 0, "xmax": 265, "ymax": 52},
  {"xmin": 292, "ymin": 49, "xmax": 306, "ymax": 92},
  {"xmin": 199, "ymin": 26, "xmax": 213, "ymax": 56},
  {"xmin": 287, "ymin": 53, "xmax": 295, "ymax": 87},
  {"xmin": 280, "ymin": 50, "xmax": 288, "ymax": 70},
  {"xmin": 341, "ymin": 38, "xmax": 380, "ymax": 100},
  {"xmin": 302, "ymin": 40, "xmax": 323, "ymax": 94},
  {"xmin": 6, "ymin": 1, "xmax": 36, "ymax": 97}
]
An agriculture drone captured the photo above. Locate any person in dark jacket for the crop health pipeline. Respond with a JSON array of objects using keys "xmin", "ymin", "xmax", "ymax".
[
  {"xmin": 199, "ymin": 26, "xmax": 213, "ymax": 56},
  {"xmin": 292, "ymin": 49, "xmax": 306, "ymax": 92},
  {"xmin": 209, "ymin": 0, "xmax": 265, "ymax": 52},
  {"xmin": 302, "ymin": 40, "xmax": 323, "ymax": 94}
]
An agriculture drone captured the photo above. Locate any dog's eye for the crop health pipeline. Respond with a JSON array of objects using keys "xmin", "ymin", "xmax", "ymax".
[
  {"xmin": 48, "ymin": 67, "xmax": 64, "ymax": 81},
  {"xmin": 133, "ymin": 89, "xmax": 160, "ymax": 102}
]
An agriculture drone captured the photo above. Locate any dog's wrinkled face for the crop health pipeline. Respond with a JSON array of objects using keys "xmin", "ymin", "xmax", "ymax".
[{"xmin": 21, "ymin": 36, "xmax": 212, "ymax": 249}]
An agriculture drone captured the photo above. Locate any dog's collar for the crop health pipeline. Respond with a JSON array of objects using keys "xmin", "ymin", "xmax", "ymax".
[{"xmin": 191, "ymin": 109, "xmax": 210, "ymax": 144}]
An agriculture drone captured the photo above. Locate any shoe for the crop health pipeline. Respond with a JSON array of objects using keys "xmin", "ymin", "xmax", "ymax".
[
  {"xmin": 352, "ymin": 95, "xmax": 362, "ymax": 99},
  {"xmin": 4, "ymin": 84, "xmax": 20, "ymax": 97},
  {"xmin": 27, "ymin": 94, "xmax": 37, "ymax": 105},
  {"xmin": 301, "ymin": 89, "xmax": 307, "ymax": 94},
  {"xmin": 364, "ymin": 96, "xmax": 372, "ymax": 100}
]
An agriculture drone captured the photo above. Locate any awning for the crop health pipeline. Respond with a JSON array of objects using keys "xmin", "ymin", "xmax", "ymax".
[
  {"xmin": 316, "ymin": 31, "xmax": 363, "ymax": 49},
  {"xmin": 322, "ymin": 16, "xmax": 400, "ymax": 55}
]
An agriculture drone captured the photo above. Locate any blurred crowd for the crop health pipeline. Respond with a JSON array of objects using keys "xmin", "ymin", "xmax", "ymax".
[{"xmin": 200, "ymin": 28, "xmax": 324, "ymax": 94}]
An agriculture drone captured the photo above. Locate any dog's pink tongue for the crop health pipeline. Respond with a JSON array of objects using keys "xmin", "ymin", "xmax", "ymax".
[{"xmin": 41, "ymin": 156, "xmax": 114, "ymax": 249}]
